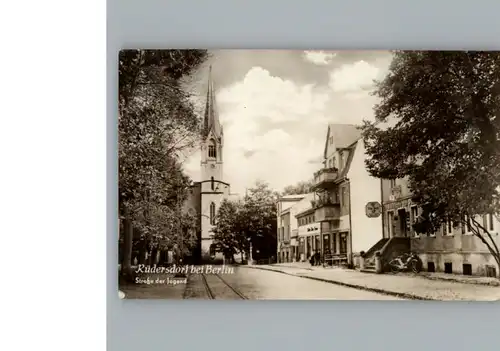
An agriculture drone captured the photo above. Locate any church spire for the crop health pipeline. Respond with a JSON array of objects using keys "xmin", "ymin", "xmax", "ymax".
[{"xmin": 203, "ymin": 65, "xmax": 222, "ymax": 139}]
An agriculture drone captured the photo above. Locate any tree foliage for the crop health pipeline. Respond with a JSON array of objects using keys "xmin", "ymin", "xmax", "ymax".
[
  {"xmin": 211, "ymin": 199, "xmax": 245, "ymax": 257},
  {"xmin": 360, "ymin": 51, "xmax": 500, "ymax": 274},
  {"xmin": 211, "ymin": 181, "xmax": 279, "ymax": 261},
  {"xmin": 118, "ymin": 50, "xmax": 209, "ymax": 269},
  {"xmin": 281, "ymin": 179, "xmax": 314, "ymax": 196}
]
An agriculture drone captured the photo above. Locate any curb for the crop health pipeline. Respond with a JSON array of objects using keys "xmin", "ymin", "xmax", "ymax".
[{"xmin": 243, "ymin": 265, "xmax": 435, "ymax": 301}]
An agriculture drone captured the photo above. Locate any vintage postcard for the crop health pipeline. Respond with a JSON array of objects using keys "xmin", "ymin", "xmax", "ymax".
[{"xmin": 118, "ymin": 50, "xmax": 500, "ymax": 300}]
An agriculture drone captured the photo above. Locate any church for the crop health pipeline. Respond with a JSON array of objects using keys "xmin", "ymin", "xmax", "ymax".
[{"xmin": 183, "ymin": 67, "xmax": 236, "ymax": 263}]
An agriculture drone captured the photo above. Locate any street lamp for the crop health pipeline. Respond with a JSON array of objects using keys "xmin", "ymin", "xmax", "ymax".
[{"xmin": 247, "ymin": 237, "xmax": 253, "ymax": 265}]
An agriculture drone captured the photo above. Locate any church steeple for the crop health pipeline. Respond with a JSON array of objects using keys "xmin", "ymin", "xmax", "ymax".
[{"xmin": 202, "ymin": 66, "xmax": 222, "ymax": 140}]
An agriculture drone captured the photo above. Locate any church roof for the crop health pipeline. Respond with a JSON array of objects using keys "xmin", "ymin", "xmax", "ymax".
[{"xmin": 202, "ymin": 66, "xmax": 222, "ymax": 139}]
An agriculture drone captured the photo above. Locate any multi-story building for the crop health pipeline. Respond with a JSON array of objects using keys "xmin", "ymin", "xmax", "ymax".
[
  {"xmin": 381, "ymin": 176, "xmax": 500, "ymax": 277},
  {"xmin": 276, "ymin": 194, "xmax": 308, "ymax": 263},
  {"xmin": 291, "ymin": 193, "xmax": 319, "ymax": 262},
  {"xmin": 299, "ymin": 123, "xmax": 383, "ymax": 266}
]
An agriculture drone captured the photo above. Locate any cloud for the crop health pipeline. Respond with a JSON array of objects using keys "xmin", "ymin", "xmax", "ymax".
[
  {"xmin": 184, "ymin": 66, "xmax": 329, "ymax": 195},
  {"xmin": 329, "ymin": 60, "xmax": 380, "ymax": 93},
  {"xmin": 303, "ymin": 51, "xmax": 337, "ymax": 65},
  {"xmin": 217, "ymin": 67, "xmax": 329, "ymax": 123}
]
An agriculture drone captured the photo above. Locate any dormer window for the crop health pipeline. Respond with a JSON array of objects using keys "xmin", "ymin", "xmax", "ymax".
[{"xmin": 208, "ymin": 139, "xmax": 216, "ymax": 158}]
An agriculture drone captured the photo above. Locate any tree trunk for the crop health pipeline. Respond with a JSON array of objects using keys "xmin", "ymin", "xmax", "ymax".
[{"xmin": 121, "ymin": 210, "xmax": 133, "ymax": 274}]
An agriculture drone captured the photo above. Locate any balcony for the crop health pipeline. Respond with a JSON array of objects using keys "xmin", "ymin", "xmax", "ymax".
[
  {"xmin": 311, "ymin": 197, "xmax": 341, "ymax": 222},
  {"xmin": 314, "ymin": 205, "xmax": 341, "ymax": 222},
  {"xmin": 312, "ymin": 167, "xmax": 338, "ymax": 190}
]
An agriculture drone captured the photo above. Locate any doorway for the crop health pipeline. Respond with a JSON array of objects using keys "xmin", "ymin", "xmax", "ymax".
[
  {"xmin": 339, "ymin": 232, "xmax": 348, "ymax": 254},
  {"xmin": 398, "ymin": 208, "xmax": 408, "ymax": 237}
]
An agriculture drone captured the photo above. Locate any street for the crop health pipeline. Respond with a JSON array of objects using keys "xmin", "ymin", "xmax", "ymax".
[{"xmin": 121, "ymin": 265, "xmax": 405, "ymax": 300}]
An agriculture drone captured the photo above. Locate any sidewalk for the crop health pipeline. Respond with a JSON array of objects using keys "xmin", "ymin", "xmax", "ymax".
[{"xmin": 246, "ymin": 263, "xmax": 500, "ymax": 301}]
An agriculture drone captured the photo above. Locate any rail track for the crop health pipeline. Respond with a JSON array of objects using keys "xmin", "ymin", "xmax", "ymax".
[{"xmin": 201, "ymin": 273, "xmax": 248, "ymax": 300}]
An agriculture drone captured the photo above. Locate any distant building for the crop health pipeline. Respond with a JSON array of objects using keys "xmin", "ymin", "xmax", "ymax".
[
  {"xmin": 183, "ymin": 67, "xmax": 238, "ymax": 263},
  {"xmin": 293, "ymin": 193, "xmax": 320, "ymax": 262},
  {"xmin": 276, "ymin": 194, "xmax": 308, "ymax": 263}
]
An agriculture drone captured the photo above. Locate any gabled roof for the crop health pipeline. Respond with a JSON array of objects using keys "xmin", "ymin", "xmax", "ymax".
[
  {"xmin": 339, "ymin": 140, "xmax": 358, "ymax": 179},
  {"xmin": 323, "ymin": 123, "xmax": 362, "ymax": 159}
]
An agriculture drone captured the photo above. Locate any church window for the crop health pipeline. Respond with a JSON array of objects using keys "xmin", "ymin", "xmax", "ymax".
[
  {"xmin": 211, "ymin": 177, "xmax": 214, "ymax": 190},
  {"xmin": 210, "ymin": 202, "xmax": 216, "ymax": 225},
  {"xmin": 208, "ymin": 139, "xmax": 216, "ymax": 158}
]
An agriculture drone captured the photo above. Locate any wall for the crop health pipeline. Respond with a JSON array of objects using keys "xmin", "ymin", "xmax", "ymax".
[
  {"xmin": 348, "ymin": 139, "xmax": 383, "ymax": 253},
  {"xmin": 290, "ymin": 193, "xmax": 314, "ymax": 232},
  {"xmin": 281, "ymin": 212, "xmax": 291, "ymax": 241},
  {"xmin": 381, "ymin": 177, "xmax": 412, "ymax": 238},
  {"xmin": 412, "ymin": 215, "xmax": 500, "ymax": 276},
  {"xmin": 200, "ymin": 182, "xmax": 231, "ymax": 257},
  {"xmin": 277, "ymin": 196, "xmax": 307, "ymax": 261}
]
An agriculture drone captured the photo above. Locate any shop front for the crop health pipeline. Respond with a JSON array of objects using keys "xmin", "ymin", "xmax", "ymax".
[{"xmin": 383, "ymin": 196, "xmax": 414, "ymax": 238}]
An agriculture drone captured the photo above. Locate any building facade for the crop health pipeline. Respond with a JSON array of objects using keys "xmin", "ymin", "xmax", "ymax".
[
  {"xmin": 276, "ymin": 194, "xmax": 307, "ymax": 263},
  {"xmin": 381, "ymin": 177, "xmax": 500, "ymax": 277},
  {"xmin": 183, "ymin": 67, "xmax": 236, "ymax": 262},
  {"xmin": 302, "ymin": 123, "xmax": 383, "ymax": 266}
]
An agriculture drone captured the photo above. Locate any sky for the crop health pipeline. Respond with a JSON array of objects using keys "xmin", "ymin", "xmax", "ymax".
[{"xmin": 181, "ymin": 50, "xmax": 394, "ymax": 196}]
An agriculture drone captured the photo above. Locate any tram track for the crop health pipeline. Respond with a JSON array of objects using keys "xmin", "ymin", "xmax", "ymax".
[{"xmin": 201, "ymin": 273, "xmax": 248, "ymax": 300}]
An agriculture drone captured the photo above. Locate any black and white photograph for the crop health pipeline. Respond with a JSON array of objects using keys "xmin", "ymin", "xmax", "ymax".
[{"xmin": 118, "ymin": 49, "xmax": 500, "ymax": 301}]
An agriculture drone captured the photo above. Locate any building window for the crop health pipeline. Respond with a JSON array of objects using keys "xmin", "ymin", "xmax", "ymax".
[
  {"xmin": 209, "ymin": 202, "xmax": 216, "ymax": 225},
  {"xmin": 445, "ymin": 217, "xmax": 453, "ymax": 236},
  {"xmin": 390, "ymin": 179, "xmax": 396, "ymax": 188},
  {"xmin": 209, "ymin": 244, "xmax": 216, "ymax": 256},
  {"xmin": 208, "ymin": 139, "xmax": 216, "ymax": 158},
  {"xmin": 387, "ymin": 211, "xmax": 394, "ymax": 237},
  {"xmin": 444, "ymin": 262, "xmax": 452, "ymax": 274},
  {"xmin": 312, "ymin": 215, "xmax": 315, "ymax": 222},
  {"xmin": 463, "ymin": 215, "xmax": 472, "ymax": 234},
  {"xmin": 410, "ymin": 206, "xmax": 419, "ymax": 237},
  {"xmin": 211, "ymin": 176, "xmax": 214, "ymax": 190},
  {"xmin": 463, "ymin": 264, "xmax": 472, "ymax": 276},
  {"xmin": 427, "ymin": 262, "xmax": 435, "ymax": 272},
  {"xmin": 489, "ymin": 213, "xmax": 494, "ymax": 231}
]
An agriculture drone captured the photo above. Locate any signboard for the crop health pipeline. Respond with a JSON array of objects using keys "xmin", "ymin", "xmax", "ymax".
[{"xmin": 365, "ymin": 201, "xmax": 382, "ymax": 218}]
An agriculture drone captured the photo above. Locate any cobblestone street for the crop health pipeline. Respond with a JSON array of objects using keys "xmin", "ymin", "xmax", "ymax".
[
  {"xmin": 250, "ymin": 263, "xmax": 500, "ymax": 301},
  {"xmin": 121, "ymin": 265, "xmax": 405, "ymax": 300}
]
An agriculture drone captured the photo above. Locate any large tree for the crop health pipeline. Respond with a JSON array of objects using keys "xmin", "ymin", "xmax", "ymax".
[
  {"xmin": 210, "ymin": 181, "xmax": 279, "ymax": 262},
  {"xmin": 211, "ymin": 199, "xmax": 245, "ymax": 260},
  {"xmin": 241, "ymin": 181, "xmax": 279, "ymax": 261},
  {"xmin": 281, "ymin": 179, "xmax": 314, "ymax": 196},
  {"xmin": 360, "ymin": 51, "xmax": 500, "ymax": 276},
  {"xmin": 119, "ymin": 50, "xmax": 209, "ymax": 276}
]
